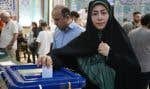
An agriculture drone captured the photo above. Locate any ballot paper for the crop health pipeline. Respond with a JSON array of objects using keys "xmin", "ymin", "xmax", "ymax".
[{"xmin": 42, "ymin": 65, "xmax": 53, "ymax": 78}]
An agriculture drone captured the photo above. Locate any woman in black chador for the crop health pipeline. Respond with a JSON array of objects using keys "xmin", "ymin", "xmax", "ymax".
[{"xmin": 38, "ymin": 0, "xmax": 141, "ymax": 89}]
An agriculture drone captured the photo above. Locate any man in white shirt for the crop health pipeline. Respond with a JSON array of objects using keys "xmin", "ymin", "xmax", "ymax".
[
  {"xmin": 36, "ymin": 22, "xmax": 53, "ymax": 56},
  {"xmin": 0, "ymin": 11, "xmax": 18, "ymax": 63}
]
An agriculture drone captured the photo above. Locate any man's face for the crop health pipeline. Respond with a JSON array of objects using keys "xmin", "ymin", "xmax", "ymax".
[
  {"xmin": 133, "ymin": 14, "xmax": 142, "ymax": 23},
  {"xmin": 0, "ymin": 16, "xmax": 7, "ymax": 23},
  {"xmin": 52, "ymin": 11, "xmax": 67, "ymax": 30}
]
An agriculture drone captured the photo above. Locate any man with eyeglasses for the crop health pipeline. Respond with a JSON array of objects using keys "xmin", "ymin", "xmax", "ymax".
[
  {"xmin": 52, "ymin": 5, "xmax": 85, "ymax": 49},
  {"xmin": 50, "ymin": 5, "xmax": 85, "ymax": 71},
  {"xmin": 37, "ymin": 5, "xmax": 85, "ymax": 70}
]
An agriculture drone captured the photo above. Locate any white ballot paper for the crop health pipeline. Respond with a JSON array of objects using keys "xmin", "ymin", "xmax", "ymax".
[{"xmin": 42, "ymin": 65, "xmax": 53, "ymax": 78}]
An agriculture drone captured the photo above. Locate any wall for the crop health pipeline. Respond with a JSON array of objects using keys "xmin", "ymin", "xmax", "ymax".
[
  {"xmin": 114, "ymin": 0, "xmax": 150, "ymax": 23},
  {"xmin": 19, "ymin": 0, "xmax": 42, "ymax": 26},
  {"xmin": 0, "ymin": 0, "xmax": 17, "ymax": 15}
]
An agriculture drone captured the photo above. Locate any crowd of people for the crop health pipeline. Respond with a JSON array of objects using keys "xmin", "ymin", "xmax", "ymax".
[{"xmin": 0, "ymin": 0, "xmax": 150, "ymax": 89}]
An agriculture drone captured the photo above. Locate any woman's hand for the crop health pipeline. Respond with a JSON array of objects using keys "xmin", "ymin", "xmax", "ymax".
[
  {"xmin": 37, "ymin": 55, "xmax": 53, "ymax": 67},
  {"xmin": 98, "ymin": 41, "xmax": 110, "ymax": 56}
]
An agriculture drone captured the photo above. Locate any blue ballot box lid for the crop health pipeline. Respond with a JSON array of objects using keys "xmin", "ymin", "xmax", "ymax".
[{"xmin": 1, "ymin": 64, "xmax": 86, "ymax": 89}]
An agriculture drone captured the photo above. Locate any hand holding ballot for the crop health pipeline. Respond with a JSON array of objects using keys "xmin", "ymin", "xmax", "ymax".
[{"xmin": 37, "ymin": 55, "xmax": 53, "ymax": 68}]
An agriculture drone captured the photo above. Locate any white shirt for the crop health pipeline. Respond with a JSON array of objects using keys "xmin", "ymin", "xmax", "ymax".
[
  {"xmin": 13, "ymin": 20, "xmax": 23, "ymax": 32},
  {"xmin": 0, "ymin": 20, "xmax": 18, "ymax": 49},
  {"xmin": 36, "ymin": 30, "xmax": 53, "ymax": 55}
]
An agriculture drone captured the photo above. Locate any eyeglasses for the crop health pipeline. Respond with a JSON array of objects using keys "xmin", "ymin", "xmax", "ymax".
[{"xmin": 53, "ymin": 16, "xmax": 63, "ymax": 22}]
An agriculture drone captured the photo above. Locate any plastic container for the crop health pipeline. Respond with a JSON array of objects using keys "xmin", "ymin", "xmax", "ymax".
[
  {"xmin": 0, "ymin": 49, "xmax": 7, "ymax": 59},
  {"xmin": 2, "ymin": 64, "xmax": 86, "ymax": 89}
]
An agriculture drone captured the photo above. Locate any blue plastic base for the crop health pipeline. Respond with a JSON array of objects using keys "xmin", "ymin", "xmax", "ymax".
[{"xmin": 1, "ymin": 64, "xmax": 86, "ymax": 89}]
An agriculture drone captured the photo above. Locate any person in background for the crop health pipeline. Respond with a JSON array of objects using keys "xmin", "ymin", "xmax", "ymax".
[
  {"xmin": 37, "ymin": 0, "xmax": 141, "ymax": 89},
  {"xmin": 15, "ymin": 32, "xmax": 27, "ymax": 62},
  {"xmin": 123, "ymin": 11, "xmax": 142, "ymax": 34},
  {"xmin": 0, "ymin": 11, "xmax": 19, "ymax": 63},
  {"xmin": 0, "ymin": 18, "xmax": 4, "ymax": 35},
  {"xmin": 122, "ymin": 18, "xmax": 128, "ymax": 26},
  {"xmin": 10, "ymin": 15, "xmax": 23, "ymax": 34},
  {"xmin": 10, "ymin": 15, "xmax": 24, "ymax": 62},
  {"xmin": 71, "ymin": 11, "xmax": 84, "ymax": 27},
  {"xmin": 0, "ymin": 10, "xmax": 5, "ymax": 35},
  {"xmin": 129, "ymin": 13, "xmax": 150, "ymax": 89},
  {"xmin": 27, "ymin": 22, "xmax": 38, "ymax": 63},
  {"xmin": 71, "ymin": 11, "xmax": 80, "ymax": 22},
  {"xmin": 36, "ymin": 22, "xmax": 53, "ymax": 59},
  {"xmin": 37, "ymin": 19, "xmax": 44, "ymax": 35}
]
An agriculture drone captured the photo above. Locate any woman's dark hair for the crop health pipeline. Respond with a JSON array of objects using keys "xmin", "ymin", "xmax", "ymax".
[
  {"xmin": 40, "ymin": 21, "xmax": 47, "ymax": 27},
  {"xmin": 32, "ymin": 22, "xmax": 37, "ymax": 28},
  {"xmin": 71, "ymin": 11, "xmax": 80, "ymax": 18},
  {"xmin": 141, "ymin": 13, "xmax": 150, "ymax": 29}
]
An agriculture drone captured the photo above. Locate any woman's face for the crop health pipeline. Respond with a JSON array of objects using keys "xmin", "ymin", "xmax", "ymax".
[{"xmin": 91, "ymin": 4, "xmax": 109, "ymax": 30}]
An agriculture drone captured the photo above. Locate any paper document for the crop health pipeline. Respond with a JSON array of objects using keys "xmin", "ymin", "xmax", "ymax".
[{"xmin": 42, "ymin": 66, "xmax": 53, "ymax": 78}]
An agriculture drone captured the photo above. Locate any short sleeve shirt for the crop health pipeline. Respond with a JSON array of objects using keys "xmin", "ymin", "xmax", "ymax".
[{"xmin": 0, "ymin": 20, "xmax": 18, "ymax": 49}]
